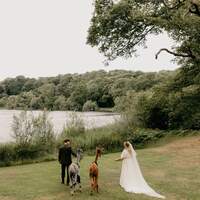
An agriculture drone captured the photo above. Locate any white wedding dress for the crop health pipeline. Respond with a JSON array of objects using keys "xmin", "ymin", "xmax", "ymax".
[{"xmin": 120, "ymin": 144, "xmax": 165, "ymax": 199}]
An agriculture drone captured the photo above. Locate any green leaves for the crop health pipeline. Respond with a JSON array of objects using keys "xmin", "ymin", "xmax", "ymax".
[
  {"xmin": 87, "ymin": 0, "xmax": 200, "ymax": 65},
  {"xmin": 88, "ymin": 0, "xmax": 160, "ymax": 60}
]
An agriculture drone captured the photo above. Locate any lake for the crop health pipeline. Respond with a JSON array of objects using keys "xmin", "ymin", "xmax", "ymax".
[{"xmin": 0, "ymin": 110, "xmax": 120, "ymax": 143}]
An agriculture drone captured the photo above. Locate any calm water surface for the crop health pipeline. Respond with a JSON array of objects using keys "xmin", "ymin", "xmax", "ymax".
[{"xmin": 0, "ymin": 110, "xmax": 120, "ymax": 143}]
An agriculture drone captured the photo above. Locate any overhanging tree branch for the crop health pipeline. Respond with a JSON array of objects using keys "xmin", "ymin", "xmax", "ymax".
[{"xmin": 155, "ymin": 48, "xmax": 195, "ymax": 59}]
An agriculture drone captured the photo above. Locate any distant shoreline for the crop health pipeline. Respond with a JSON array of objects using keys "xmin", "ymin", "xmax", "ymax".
[
  {"xmin": 0, "ymin": 108, "xmax": 120, "ymax": 117},
  {"xmin": 0, "ymin": 107, "xmax": 116, "ymax": 113}
]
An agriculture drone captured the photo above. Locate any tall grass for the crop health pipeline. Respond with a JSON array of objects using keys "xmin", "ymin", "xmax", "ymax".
[
  {"xmin": 0, "ymin": 143, "xmax": 16, "ymax": 167},
  {"xmin": 58, "ymin": 112, "xmax": 122, "ymax": 153},
  {"xmin": 58, "ymin": 113, "xmax": 200, "ymax": 153},
  {"xmin": 1, "ymin": 111, "xmax": 199, "ymax": 167},
  {"xmin": 0, "ymin": 143, "xmax": 56, "ymax": 167}
]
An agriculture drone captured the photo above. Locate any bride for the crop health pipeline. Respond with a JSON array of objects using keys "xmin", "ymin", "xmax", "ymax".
[{"xmin": 115, "ymin": 141, "xmax": 165, "ymax": 199}]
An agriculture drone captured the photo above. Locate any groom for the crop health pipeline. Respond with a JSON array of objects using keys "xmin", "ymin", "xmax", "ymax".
[{"xmin": 58, "ymin": 139, "xmax": 76, "ymax": 185}]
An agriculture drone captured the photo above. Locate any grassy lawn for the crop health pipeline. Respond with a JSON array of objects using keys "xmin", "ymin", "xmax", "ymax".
[{"xmin": 0, "ymin": 135, "xmax": 200, "ymax": 200}]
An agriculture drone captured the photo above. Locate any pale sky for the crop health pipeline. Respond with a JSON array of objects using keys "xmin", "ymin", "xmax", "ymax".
[{"xmin": 0, "ymin": 0, "xmax": 179, "ymax": 81}]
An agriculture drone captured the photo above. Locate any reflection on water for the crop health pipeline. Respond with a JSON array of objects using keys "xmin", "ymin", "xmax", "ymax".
[{"xmin": 0, "ymin": 110, "xmax": 120, "ymax": 143}]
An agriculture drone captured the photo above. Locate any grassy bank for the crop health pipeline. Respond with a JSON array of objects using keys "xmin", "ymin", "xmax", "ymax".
[
  {"xmin": 0, "ymin": 135, "xmax": 200, "ymax": 200},
  {"xmin": 1, "ymin": 127, "xmax": 199, "ymax": 167}
]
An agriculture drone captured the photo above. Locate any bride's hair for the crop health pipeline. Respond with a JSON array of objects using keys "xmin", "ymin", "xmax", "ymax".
[{"xmin": 124, "ymin": 141, "xmax": 132, "ymax": 155}]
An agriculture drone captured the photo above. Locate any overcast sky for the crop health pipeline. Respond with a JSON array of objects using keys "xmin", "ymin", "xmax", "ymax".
[{"xmin": 0, "ymin": 0, "xmax": 179, "ymax": 81}]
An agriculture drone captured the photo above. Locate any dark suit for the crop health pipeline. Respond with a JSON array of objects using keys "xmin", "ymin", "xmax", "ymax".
[{"xmin": 58, "ymin": 146, "xmax": 76, "ymax": 184}]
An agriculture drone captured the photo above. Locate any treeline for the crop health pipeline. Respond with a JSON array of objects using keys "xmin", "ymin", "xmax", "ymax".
[{"xmin": 0, "ymin": 70, "xmax": 173, "ymax": 111}]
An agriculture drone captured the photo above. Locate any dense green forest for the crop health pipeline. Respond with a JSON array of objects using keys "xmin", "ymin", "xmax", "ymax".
[{"xmin": 0, "ymin": 70, "xmax": 173, "ymax": 111}]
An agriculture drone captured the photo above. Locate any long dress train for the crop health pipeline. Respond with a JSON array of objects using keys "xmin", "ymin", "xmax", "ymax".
[{"xmin": 120, "ymin": 145, "xmax": 165, "ymax": 199}]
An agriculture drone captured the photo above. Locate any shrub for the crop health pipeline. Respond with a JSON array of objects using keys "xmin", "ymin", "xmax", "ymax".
[
  {"xmin": 32, "ymin": 112, "xmax": 55, "ymax": 153},
  {"xmin": 11, "ymin": 111, "xmax": 56, "ymax": 160},
  {"xmin": 12, "ymin": 111, "xmax": 35, "ymax": 147},
  {"xmin": 0, "ymin": 97, "xmax": 7, "ymax": 107},
  {"xmin": 82, "ymin": 100, "xmax": 98, "ymax": 111},
  {"xmin": 15, "ymin": 144, "xmax": 42, "ymax": 161},
  {"xmin": 60, "ymin": 112, "xmax": 85, "ymax": 139},
  {"xmin": 0, "ymin": 144, "xmax": 16, "ymax": 167}
]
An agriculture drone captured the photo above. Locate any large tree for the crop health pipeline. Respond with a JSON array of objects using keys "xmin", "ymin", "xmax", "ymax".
[
  {"xmin": 87, "ymin": 0, "xmax": 200, "ymax": 67},
  {"xmin": 87, "ymin": 0, "xmax": 200, "ymax": 130}
]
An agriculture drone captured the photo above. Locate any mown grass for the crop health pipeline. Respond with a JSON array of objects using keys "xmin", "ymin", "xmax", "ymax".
[{"xmin": 0, "ymin": 135, "xmax": 200, "ymax": 200}]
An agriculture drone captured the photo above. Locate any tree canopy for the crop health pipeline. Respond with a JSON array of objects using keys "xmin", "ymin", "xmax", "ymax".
[
  {"xmin": 87, "ymin": 0, "xmax": 200, "ymax": 68},
  {"xmin": 0, "ymin": 70, "xmax": 173, "ymax": 111}
]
